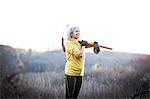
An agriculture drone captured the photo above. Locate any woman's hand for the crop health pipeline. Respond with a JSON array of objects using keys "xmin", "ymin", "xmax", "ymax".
[{"xmin": 81, "ymin": 40, "xmax": 88, "ymax": 46}]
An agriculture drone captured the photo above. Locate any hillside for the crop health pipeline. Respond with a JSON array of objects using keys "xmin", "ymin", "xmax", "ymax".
[
  {"xmin": 17, "ymin": 48, "xmax": 149, "ymax": 73},
  {"xmin": 0, "ymin": 44, "xmax": 150, "ymax": 98}
]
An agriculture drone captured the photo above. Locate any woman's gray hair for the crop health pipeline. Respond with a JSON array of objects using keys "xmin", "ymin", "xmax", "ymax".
[{"xmin": 64, "ymin": 25, "xmax": 78, "ymax": 40}]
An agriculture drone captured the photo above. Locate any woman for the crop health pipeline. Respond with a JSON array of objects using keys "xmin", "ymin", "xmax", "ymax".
[{"xmin": 64, "ymin": 25, "xmax": 88, "ymax": 99}]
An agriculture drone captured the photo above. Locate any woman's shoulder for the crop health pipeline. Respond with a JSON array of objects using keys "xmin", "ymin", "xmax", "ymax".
[
  {"xmin": 66, "ymin": 40, "xmax": 77, "ymax": 46},
  {"xmin": 66, "ymin": 40, "xmax": 74, "ymax": 44}
]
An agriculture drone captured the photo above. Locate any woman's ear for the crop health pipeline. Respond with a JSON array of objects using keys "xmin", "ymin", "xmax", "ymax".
[{"xmin": 70, "ymin": 32, "xmax": 73, "ymax": 38}]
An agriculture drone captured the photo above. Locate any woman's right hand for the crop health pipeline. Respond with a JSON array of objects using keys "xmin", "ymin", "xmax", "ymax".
[{"xmin": 81, "ymin": 40, "xmax": 88, "ymax": 46}]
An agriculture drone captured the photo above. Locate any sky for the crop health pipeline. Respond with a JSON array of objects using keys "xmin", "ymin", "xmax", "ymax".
[{"xmin": 0, "ymin": 0, "xmax": 150, "ymax": 54}]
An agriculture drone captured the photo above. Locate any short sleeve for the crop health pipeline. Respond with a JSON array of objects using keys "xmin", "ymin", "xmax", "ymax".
[{"xmin": 66, "ymin": 42, "xmax": 80, "ymax": 57}]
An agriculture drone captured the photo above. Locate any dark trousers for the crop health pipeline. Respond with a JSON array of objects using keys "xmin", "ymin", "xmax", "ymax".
[{"xmin": 65, "ymin": 75, "xmax": 82, "ymax": 99}]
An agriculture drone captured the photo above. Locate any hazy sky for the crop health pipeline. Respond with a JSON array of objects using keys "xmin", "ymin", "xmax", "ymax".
[{"xmin": 0, "ymin": 0, "xmax": 150, "ymax": 54}]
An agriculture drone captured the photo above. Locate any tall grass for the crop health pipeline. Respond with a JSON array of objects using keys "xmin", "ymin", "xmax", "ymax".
[
  {"xmin": 9, "ymin": 64, "xmax": 149, "ymax": 99},
  {"xmin": 80, "ymin": 64, "xmax": 149, "ymax": 99}
]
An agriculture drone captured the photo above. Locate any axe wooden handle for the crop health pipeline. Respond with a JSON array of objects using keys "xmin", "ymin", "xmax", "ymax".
[
  {"xmin": 62, "ymin": 38, "xmax": 113, "ymax": 52},
  {"xmin": 99, "ymin": 45, "xmax": 112, "ymax": 50},
  {"xmin": 79, "ymin": 41, "xmax": 113, "ymax": 50}
]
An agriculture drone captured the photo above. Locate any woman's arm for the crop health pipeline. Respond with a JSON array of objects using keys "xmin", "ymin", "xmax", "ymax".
[
  {"xmin": 78, "ymin": 40, "xmax": 93, "ymax": 48},
  {"xmin": 78, "ymin": 46, "xmax": 85, "ymax": 58}
]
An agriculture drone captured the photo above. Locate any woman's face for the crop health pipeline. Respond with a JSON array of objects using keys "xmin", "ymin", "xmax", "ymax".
[{"xmin": 71, "ymin": 27, "xmax": 80, "ymax": 39}]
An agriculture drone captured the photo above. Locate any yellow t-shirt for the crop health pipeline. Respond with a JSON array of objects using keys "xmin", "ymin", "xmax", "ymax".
[{"xmin": 65, "ymin": 38, "xmax": 85, "ymax": 76}]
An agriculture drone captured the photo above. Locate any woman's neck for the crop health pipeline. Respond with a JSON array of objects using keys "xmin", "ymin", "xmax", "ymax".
[{"xmin": 71, "ymin": 37, "xmax": 78, "ymax": 40}]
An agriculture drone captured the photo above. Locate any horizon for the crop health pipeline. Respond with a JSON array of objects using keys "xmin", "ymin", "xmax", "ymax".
[{"xmin": 1, "ymin": 44, "xmax": 149, "ymax": 56}]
